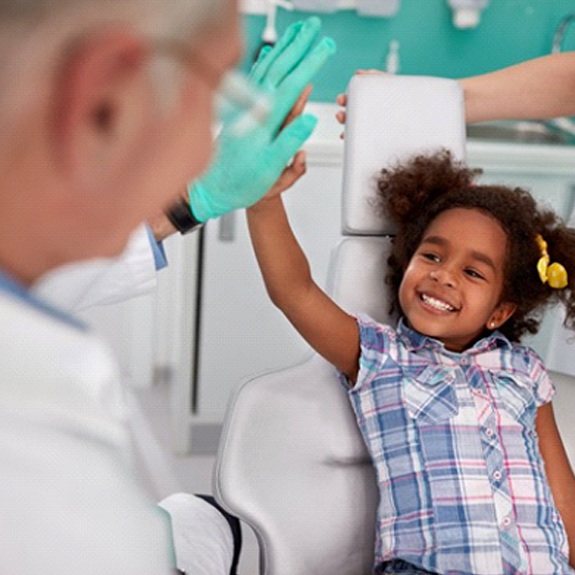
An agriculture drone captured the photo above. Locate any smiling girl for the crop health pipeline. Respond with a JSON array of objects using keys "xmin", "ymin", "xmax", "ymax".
[{"xmin": 248, "ymin": 149, "xmax": 575, "ymax": 574}]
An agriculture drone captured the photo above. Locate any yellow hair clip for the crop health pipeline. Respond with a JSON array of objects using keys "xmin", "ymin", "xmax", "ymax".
[{"xmin": 536, "ymin": 234, "xmax": 568, "ymax": 289}]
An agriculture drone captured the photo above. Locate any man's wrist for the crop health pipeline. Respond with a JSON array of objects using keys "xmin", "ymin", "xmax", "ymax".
[
  {"xmin": 147, "ymin": 213, "xmax": 179, "ymax": 243},
  {"xmin": 165, "ymin": 197, "xmax": 204, "ymax": 235}
]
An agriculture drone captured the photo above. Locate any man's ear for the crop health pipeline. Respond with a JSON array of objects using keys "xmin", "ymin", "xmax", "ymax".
[
  {"xmin": 51, "ymin": 30, "xmax": 150, "ymax": 186},
  {"xmin": 487, "ymin": 301, "xmax": 517, "ymax": 331}
]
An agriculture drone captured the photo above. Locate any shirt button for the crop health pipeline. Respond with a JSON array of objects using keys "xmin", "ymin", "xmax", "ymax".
[
  {"xmin": 486, "ymin": 428, "xmax": 494, "ymax": 437},
  {"xmin": 493, "ymin": 470, "xmax": 502, "ymax": 480},
  {"xmin": 503, "ymin": 517, "xmax": 511, "ymax": 527},
  {"xmin": 460, "ymin": 357, "xmax": 470, "ymax": 366}
]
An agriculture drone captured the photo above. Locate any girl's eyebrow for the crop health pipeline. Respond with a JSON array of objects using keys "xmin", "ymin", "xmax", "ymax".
[{"xmin": 421, "ymin": 235, "xmax": 497, "ymax": 272}]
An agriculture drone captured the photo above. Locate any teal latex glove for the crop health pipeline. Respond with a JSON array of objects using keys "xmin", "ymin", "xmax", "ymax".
[{"xmin": 189, "ymin": 17, "xmax": 336, "ymax": 222}]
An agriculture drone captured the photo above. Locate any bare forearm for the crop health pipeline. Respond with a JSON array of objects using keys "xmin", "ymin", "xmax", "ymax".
[
  {"xmin": 147, "ymin": 212, "xmax": 178, "ymax": 242},
  {"xmin": 147, "ymin": 186, "xmax": 195, "ymax": 242},
  {"xmin": 461, "ymin": 53, "xmax": 575, "ymax": 123},
  {"xmin": 247, "ymin": 197, "xmax": 314, "ymax": 312},
  {"xmin": 536, "ymin": 403, "xmax": 575, "ymax": 567},
  {"xmin": 247, "ymin": 196, "xmax": 361, "ymax": 379}
]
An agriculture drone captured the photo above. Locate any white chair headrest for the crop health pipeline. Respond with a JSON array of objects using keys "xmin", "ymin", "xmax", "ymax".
[{"xmin": 342, "ymin": 74, "xmax": 467, "ymax": 235}]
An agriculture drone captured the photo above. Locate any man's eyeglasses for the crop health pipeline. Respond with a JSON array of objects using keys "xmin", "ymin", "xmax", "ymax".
[{"xmin": 151, "ymin": 39, "xmax": 271, "ymax": 136}]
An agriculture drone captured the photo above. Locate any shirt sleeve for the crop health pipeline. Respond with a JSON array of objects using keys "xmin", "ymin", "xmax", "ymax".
[
  {"xmin": 339, "ymin": 313, "xmax": 396, "ymax": 392},
  {"xmin": 527, "ymin": 348, "xmax": 556, "ymax": 407},
  {"xmin": 32, "ymin": 225, "xmax": 159, "ymax": 311}
]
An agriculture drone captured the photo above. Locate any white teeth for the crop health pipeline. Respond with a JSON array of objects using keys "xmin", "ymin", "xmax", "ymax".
[{"xmin": 421, "ymin": 294, "xmax": 456, "ymax": 312}]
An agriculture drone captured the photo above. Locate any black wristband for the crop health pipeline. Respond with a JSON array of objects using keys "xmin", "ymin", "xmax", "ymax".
[{"xmin": 166, "ymin": 198, "xmax": 203, "ymax": 234}]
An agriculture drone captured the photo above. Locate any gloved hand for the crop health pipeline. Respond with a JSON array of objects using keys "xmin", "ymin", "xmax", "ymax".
[{"xmin": 189, "ymin": 17, "xmax": 336, "ymax": 222}]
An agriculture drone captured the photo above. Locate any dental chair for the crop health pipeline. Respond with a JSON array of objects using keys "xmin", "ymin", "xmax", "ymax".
[{"xmin": 213, "ymin": 74, "xmax": 469, "ymax": 574}]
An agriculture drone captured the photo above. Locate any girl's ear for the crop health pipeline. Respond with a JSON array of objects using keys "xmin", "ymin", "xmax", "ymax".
[{"xmin": 487, "ymin": 301, "xmax": 517, "ymax": 330}]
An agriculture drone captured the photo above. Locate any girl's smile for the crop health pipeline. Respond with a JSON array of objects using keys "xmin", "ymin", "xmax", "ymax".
[{"xmin": 418, "ymin": 291, "xmax": 459, "ymax": 313}]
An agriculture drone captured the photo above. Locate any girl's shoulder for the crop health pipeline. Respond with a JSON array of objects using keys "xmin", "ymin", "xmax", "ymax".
[
  {"xmin": 355, "ymin": 312, "xmax": 398, "ymax": 339},
  {"xmin": 354, "ymin": 313, "xmax": 400, "ymax": 357},
  {"xmin": 496, "ymin": 340, "xmax": 554, "ymax": 405},
  {"xmin": 506, "ymin": 339, "xmax": 547, "ymax": 373}
]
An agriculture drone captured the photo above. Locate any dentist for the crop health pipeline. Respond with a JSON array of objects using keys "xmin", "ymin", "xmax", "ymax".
[
  {"xmin": 34, "ymin": 17, "xmax": 335, "ymax": 313},
  {"xmin": 0, "ymin": 1, "xmax": 334, "ymax": 574}
]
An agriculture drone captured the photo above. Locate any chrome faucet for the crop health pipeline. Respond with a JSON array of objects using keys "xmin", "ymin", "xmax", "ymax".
[{"xmin": 552, "ymin": 12, "xmax": 575, "ymax": 54}]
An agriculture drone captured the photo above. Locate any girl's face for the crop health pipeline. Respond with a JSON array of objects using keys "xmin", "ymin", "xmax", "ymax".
[{"xmin": 398, "ymin": 207, "xmax": 516, "ymax": 352}]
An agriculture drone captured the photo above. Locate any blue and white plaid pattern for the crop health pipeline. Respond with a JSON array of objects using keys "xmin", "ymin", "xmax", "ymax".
[{"xmin": 343, "ymin": 315, "xmax": 572, "ymax": 575}]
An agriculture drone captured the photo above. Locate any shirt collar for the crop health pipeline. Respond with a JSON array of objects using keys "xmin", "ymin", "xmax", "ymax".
[
  {"xmin": 396, "ymin": 317, "xmax": 512, "ymax": 355},
  {"xmin": 0, "ymin": 268, "xmax": 86, "ymax": 331}
]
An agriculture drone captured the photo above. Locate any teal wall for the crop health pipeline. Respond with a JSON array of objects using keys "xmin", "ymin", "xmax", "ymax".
[{"xmin": 241, "ymin": 0, "xmax": 575, "ymax": 101}]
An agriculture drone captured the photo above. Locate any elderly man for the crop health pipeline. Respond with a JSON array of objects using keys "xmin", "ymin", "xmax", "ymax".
[{"xmin": 0, "ymin": 1, "xmax": 335, "ymax": 574}]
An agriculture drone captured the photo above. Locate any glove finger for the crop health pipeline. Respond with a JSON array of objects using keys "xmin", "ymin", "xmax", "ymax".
[
  {"xmin": 267, "ymin": 36, "xmax": 336, "ymax": 132},
  {"xmin": 252, "ymin": 44, "xmax": 273, "ymax": 71},
  {"xmin": 259, "ymin": 16, "xmax": 323, "ymax": 89},
  {"xmin": 249, "ymin": 20, "xmax": 304, "ymax": 85},
  {"xmin": 267, "ymin": 113, "xmax": 318, "ymax": 168}
]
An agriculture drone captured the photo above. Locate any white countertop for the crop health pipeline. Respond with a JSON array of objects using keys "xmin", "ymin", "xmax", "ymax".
[{"xmin": 305, "ymin": 103, "xmax": 575, "ymax": 176}]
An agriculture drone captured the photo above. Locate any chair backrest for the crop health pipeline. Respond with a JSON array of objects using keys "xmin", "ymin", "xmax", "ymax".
[{"xmin": 214, "ymin": 74, "xmax": 466, "ymax": 575}]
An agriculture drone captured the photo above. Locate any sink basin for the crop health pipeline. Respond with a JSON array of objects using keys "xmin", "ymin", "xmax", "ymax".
[{"xmin": 467, "ymin": 120, "xmax": 574, "ymax": 145}]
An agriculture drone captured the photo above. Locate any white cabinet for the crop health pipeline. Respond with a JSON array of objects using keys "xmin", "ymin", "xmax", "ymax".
[{"xmin": 196, "ymin": 161, "xmax": 343, "ymax": 421}]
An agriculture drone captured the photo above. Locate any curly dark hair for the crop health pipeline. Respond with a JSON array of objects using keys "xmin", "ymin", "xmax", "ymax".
[{"xmin": 377, "ymin": 149, "xmax": 575, "ymax": 342}]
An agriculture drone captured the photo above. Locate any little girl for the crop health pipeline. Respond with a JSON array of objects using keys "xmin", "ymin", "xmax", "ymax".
[{"xmin": 247, "ymin": 149, "xmax": 575, "ymax": 574}]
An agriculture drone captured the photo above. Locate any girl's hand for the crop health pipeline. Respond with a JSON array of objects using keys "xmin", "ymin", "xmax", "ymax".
[
  {"xmin": 282, "ymin": 84, "xmax": 313, "ymax": 131},
  {"xmin": 257, "ymin": 150, "xmax": 307, "ymax": 204},
  {"xmin": 335, "ymin": 69, "xmax": 386, "ymax": 139},
  {"xmin": 253, "ymin": 84, "xmax": 312, "ymax": 205}
]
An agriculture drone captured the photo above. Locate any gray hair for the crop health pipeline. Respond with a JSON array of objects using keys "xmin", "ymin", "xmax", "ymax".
[
  {"xmin": 0, "ymin": 0, "xmax": 228, "ymax": 37},
  {"xmin": 0, "ymin": 0, "xmax": 232, "ymax": 127}
]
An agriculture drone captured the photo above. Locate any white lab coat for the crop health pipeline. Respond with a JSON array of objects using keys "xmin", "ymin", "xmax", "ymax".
[
  {"xmin": 33, "ymin": 226, "xmax": 158, "ymax": 311},
  {"xmin": 0, "ymin": 288, "xmax": 175, "ymax": 574},
  {"xmin": 3, "ymin": 226, "xmax": 234, "ymax": 575}
]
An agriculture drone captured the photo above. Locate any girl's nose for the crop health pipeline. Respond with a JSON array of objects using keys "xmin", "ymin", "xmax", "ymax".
[{"xmin": 429, "ymin": 267, "xmax": 457, "ymax": 288}]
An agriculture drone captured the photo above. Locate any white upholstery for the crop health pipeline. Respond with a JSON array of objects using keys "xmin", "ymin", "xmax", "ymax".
[
  {"xmin": 214, "ymin": 75, "xmax": 467, "ymax": 574},
  {"xmin": 214, "ymin": 355, "xmax": 377, "ymax": 575},
  {"xmin": 214, "ymin": 239, "xmax": 393, "ymax": 575},
  {"xmin": 342, "ymin": 75, "xmax": 466, "ymax": 235}
]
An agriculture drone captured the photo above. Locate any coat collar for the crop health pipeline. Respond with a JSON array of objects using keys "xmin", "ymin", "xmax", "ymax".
[{"xmin": 0, "ymin": 268, "xmax": 85, "ymax": 331}]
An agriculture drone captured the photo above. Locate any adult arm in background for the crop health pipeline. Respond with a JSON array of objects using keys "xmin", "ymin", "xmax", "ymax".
[
  {"xmin": 335, "ymin": 53, "xmax": 575, "ymax": 129},
  {"xmin": 33, "ymin": 17, "xmax": 336, "ymax": 313},
  {"xmin": 459, "ymin": 52, "xmax": 575, "ymax": 123}
]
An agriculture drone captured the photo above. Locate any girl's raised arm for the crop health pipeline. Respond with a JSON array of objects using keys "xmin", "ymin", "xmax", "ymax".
[{"xmin": 247, "ymin": 184, "xmax": 361, "ymax": 382}]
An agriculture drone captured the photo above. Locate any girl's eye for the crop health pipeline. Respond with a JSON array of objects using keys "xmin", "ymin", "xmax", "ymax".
[
  {"xmin": 465, "ymin": 268, "xmax": 485, "ymax": 280},
  {"xmin": 422, "ymin": 252, "xmax": 440, "ymax": 262}
]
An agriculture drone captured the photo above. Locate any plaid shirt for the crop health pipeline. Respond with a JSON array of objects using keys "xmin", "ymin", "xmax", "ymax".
[{"xmin": 343, "ymin": 315, "xmax": 572, "ymax": 575}]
